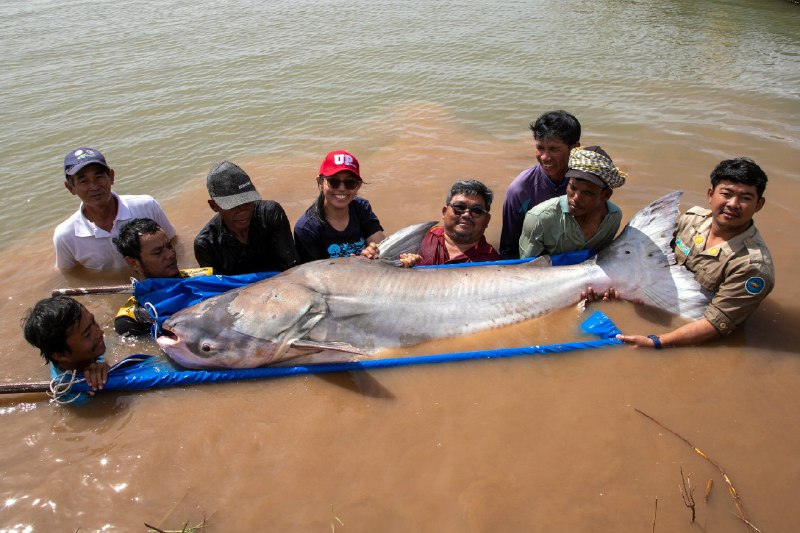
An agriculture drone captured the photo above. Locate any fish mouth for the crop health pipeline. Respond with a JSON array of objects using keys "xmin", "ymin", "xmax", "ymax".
[{"xmin": 156, "ymin": 327, "xmax": 178, "ymax": 350}]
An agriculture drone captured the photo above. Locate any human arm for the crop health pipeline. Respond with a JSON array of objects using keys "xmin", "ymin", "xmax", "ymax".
[
  {"xmin": 365, "ymin": 231, "xmax": 386, "ymax": 247},
  {"xmin": 193, "ymin": 237, "xmax": 216, "ymax": 270},
  {"xmin": 518, "ymin": 210, "xmax": 546, "ymax": 259},
  {"xmin": 581, "ymin": 286, "xmax": 721, "ymax": 349},
  {"xmin": 616, "ymin": 318, "xmax": 719, "ymax": 349},
  {"xmin": 262, "ymin": 202, "xmax": 299, "ymax": 271}
]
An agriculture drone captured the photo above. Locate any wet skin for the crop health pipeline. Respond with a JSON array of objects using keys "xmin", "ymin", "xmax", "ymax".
[
  {"xmin": 65, "ymin": 163, "xmax": 116, "ymax": 211},
  {"xmin": 707, "ymin": 180, "xmax": 764, "ymax": 239},
  {"xmin": 442, "ymin": 193, "xmax": 491, "ymax": 245},
  {"xmin": 51, "ymin": 305, "xmax": 108, "ymax": 390},
  {"xmin": 566, "ymin": 178, "xmax": 611, "ymax": 220},
  {"xmin": 132, "ymin": 229, "xmax": 180, "ymax": 279},
  {"xmin": 535, "ymin": 137, "xmax": 579, "ymax": 184}
]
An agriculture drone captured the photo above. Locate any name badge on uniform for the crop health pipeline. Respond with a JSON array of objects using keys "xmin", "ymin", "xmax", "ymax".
[{"xmin": 675, "ymin": 237, "xmax": 691, "ymax": 256}]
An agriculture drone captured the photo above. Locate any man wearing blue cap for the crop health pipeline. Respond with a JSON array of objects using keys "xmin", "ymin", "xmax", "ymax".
[{"xmin": 53, "ymin": 147, "xmax": 176, "ymax": 271}]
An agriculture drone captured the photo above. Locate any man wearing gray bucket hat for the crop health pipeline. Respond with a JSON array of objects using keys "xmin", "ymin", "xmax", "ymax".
[
  {"xmin": 518, "ymin": 146, "xmax": 627, "ymax": 259},
  {"xmin": 193, "ymin": 161, "xmax": 298, "ymax": 275}
]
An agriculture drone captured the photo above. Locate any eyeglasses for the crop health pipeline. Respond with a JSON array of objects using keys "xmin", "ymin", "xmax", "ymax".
[
  {"xmin": 324, "ymin": 177, "xmax": 361, "ymax": 190},
  {"xmin": 448, "ymin": 202, "xmax": 489, "ymax": 216}
]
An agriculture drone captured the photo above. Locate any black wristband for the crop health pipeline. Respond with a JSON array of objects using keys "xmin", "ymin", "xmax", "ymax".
[{"xmin": 647, "ymin": 335, "xmax": 663, "ymax": 349}]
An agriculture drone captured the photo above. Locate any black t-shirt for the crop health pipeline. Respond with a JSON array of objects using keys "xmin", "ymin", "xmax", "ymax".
[
  {"xmin": 194, "ymin": 200, "xmax": 298, "ymax": 275},
  {"xmin": 293, "ymin": 197, "xmax": 383, "ymax": 263}
]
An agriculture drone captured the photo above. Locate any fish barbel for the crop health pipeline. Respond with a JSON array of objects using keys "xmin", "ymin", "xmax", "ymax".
[{"xmin": 157, "ymin": 192, "xmax": 710, "ymax": 368}]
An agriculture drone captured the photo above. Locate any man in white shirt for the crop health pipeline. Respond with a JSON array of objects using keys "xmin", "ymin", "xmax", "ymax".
[{"xmin": 53, "ymin": 147, "xmax": 176, "ymax": 271}]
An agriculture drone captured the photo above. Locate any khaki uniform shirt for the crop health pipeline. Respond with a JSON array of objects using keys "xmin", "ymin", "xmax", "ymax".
[
  {"xmin": 519, "ymin": 195, "xmax": 622, "ymax": 259},
  {"xmin": 674, "ymin": 207, "xmax": 774, "ymax": 335}
]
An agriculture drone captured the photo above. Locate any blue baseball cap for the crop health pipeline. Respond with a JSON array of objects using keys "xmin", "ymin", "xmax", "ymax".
[{"xmin": 64, "ymin": 147, "xmax": 110, "ymax": 176}]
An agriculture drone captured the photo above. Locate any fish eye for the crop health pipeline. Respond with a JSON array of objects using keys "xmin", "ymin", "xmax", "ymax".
[{"xmin": 201, "ymin": 343, "xmax": 211, "ymax": 352}]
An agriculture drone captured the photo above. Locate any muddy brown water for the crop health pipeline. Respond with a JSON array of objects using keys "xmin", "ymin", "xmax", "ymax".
[
  {"xmin": 2, "ymin": 0, "xmax": 800, "ymax": 529},
  {"xmin": 2, "ymin": 111, "xmax": 799, "ymax": 531}
]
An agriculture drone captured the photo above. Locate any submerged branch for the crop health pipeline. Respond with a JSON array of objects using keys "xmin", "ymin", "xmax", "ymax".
[{"xmin": 634, "ymin": 408, "xmax": 760, "ymax": 533}]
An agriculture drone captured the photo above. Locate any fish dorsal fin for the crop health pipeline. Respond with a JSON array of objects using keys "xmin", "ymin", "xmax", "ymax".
[{"xmin": 376, "ymin": 221, "xmax": 438, "ymax": 262}]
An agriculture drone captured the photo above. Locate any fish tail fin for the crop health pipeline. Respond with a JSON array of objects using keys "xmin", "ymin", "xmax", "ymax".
[
  {"xmin": 377, "ymin": 221, "xmax": 438, "ymax": 264},
  {"xmin": 597, "ymin": 191, "xmax": 711, "ymax": 320}
]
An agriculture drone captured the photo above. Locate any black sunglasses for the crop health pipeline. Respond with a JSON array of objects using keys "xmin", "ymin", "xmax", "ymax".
[
  {"xmin": 448, "ymin": 202, "xmax": 489, "ymax": 216},
  {"xmin": 324, "ymin": 177, "xmax": 361, "ymax": 190}
]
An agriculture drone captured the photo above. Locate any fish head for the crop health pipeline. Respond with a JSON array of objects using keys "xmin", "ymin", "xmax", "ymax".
[{"xmin": 157, "ymin": 282, "xmax": 327, "ymax": 369}]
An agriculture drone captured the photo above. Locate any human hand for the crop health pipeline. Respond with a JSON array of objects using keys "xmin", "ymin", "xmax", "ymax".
[
  {"xmin": 399, "ymin": 253, "xmax": 421, "ymax": 268},
  {"xmin": 360, "ymin": 242, "xmax": 380, "ymax": 260},
  {"xmin": 615, "ymin": 334, "xmax": 659, "ymax": 349},
  {"xmin": 581, "ymin": 286, "xmax": 620, "ymax": 302},
  {"xmin": 84, "ymin": 361, "xmax": 110, "ymax": 392}
]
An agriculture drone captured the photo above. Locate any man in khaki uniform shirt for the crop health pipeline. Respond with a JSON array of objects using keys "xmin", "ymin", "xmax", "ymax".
[{"xmin": 614, "ymin": 157, "xmax": 774, "ymax": 349}]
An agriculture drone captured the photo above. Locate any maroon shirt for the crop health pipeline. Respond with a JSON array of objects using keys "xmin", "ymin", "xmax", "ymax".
[{"xmin": 418, "ymin": 226, "xmax": 501, "ymax": 265}]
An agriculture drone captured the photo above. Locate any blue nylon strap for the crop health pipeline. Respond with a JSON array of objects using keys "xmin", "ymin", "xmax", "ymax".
[{"xmin": 67, "ymin": 311, "xmax": 622, "ymax": 394}]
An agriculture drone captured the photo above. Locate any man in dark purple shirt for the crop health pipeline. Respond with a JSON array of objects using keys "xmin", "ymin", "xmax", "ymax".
[{"xmin": 499, "ymin": 110, "xmax": 581, "ymax": 258}]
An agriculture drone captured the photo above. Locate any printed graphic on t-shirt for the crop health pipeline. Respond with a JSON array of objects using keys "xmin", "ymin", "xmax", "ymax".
[{"xmin": 327, "ymin": 239, "xmax": 365, "ymax": 258}]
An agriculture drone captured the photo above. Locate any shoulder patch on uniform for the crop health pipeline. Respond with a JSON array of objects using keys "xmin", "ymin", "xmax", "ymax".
[{"xmin": 745, "ymin": 277, "xmax": 766, "ymax": 295}]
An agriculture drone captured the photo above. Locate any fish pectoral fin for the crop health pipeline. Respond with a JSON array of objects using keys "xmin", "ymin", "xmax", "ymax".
[
  {"xmin": 528, "ymin": 255, "xmax": 552, "ymax": 267},
  {"xmin": 289, "ymin": 339, "xmax": 369, "ymax": 356}
]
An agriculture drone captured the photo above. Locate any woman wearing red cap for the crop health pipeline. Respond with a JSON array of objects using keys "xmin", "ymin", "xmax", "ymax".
[{"xmin": 293, "ymin": 150, "xmax": 386, "ymax": 263}]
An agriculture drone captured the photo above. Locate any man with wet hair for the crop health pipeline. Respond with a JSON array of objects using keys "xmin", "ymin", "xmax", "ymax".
[
  {"xmin": 499, "ymin": 110, "xmax": 582, "ymax": 259},
  {"xmin": 22, "ymin": 296, "xmax": 108, "ymax": 391},
  {"xmin": 593, "ymin": 157, "xmax": 774, "ymax": 349},
  {"xmin": 519, "ymin": 146, "xmax": 626, "ymax": 258},
  {"xmin": 113, "ymin": 218, "xmax": 211, "ymax": 336},
  {"xmin": 54, "ymin": 147, "xmax": 176, "ymax": 271}
]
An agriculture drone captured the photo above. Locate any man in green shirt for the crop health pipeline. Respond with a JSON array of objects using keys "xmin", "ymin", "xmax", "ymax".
[{"xmin": 518, "ymin": 146, "xmax": 627, "ymax": 259}]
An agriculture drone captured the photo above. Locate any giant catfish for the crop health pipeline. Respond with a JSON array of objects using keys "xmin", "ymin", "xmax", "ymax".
[{"xmin": 157, "ymin": 192, "xmax": 711, "ymax": 368}]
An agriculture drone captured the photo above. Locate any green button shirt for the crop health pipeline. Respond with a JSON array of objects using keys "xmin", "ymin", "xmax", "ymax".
[{"xmin": 519, "ymin": 195, "xmax": 622, "ymax": 259}]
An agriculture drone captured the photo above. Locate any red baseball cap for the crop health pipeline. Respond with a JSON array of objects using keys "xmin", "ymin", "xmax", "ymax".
[{"xmin": 319, "ymin": 150, "xmax": 360, "ymax": 178}]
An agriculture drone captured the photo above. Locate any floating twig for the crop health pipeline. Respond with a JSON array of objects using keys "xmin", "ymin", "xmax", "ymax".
[
  {"xmin": 634, "ymin": 408, "xmax": 759, "ymax": 533},
  {"xmin": 652, "ymin": 497, "xmax": 658, "ymax": 533},
  {"xmin": 144, "ymin": 517, "xmax": 206, "ymax": 533},
  {"xmin": 733, "ymin": 514, "xmax": 764, "ymax": 533},
  {"xmin": 705, "ymin": 478, "xmax": 713, "ymax": 503},
  {"xmin": 679, "ymin": 466, "xmax": 696, "ymax": 523}
]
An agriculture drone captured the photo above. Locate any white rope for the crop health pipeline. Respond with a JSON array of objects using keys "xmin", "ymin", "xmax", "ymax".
[
  {"xmin": 48, "ymin": 370, "xmax": 84, "ymax": 405},
  {"xmin": 47, "ymin": 355, "xmax": 153, "ymax": 405}
]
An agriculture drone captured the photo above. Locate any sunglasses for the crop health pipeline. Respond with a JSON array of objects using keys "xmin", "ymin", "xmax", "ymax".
[
  {"xmin": 324, "ymin": 177, "xmax": 361, "ymax": 190},
  {"xmin": 448, "ymin": 202, "xmax": 489, "ymax": 216}
]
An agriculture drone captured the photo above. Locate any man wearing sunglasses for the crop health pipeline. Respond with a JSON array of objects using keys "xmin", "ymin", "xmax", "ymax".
[
  {"xmin": 194, "ymin": 161, "xmax": 298, "ymax": 275},
  {"xmin": 519, "ymin": 146, "xmax": 626, "ymax": 259},
  {"xmin": 414, "ymin": 180, "xmax": 501, "ymax": 265}
]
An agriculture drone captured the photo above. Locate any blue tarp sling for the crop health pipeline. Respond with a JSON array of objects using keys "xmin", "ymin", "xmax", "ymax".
[
  {"xmin": 54, "ymin": 249, "xmax": 610, "ymax": 402},
  {"xmin": 133, "ymin": 271, "xmax": 278, "ymax": 333},
  {"xmin": 58, "ymin": 311, "xmax": 622, "ymax": 398}
]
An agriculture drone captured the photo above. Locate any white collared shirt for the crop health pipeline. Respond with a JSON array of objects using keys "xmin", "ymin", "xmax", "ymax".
[{"xmin": 53, "ymin": 193, "xmax": 176, "ymax": 271}]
